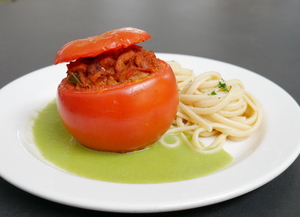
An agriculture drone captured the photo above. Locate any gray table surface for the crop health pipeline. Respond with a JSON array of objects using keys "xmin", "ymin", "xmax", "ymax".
[{"xmin": 1, "ymin": 0, "xmax": 300, "ymax": 216}]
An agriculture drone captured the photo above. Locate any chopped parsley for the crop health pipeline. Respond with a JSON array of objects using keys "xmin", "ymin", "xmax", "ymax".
[
  {"xmin": 216, "ymin": 81, "xmax": 229, "ymax": 92},
  {"xmin": 67, "ymin": 72, "xmax": 82, "ymax": 85},
  {"xmin": 210, "ymin": 90, "xmax": 217, "ymax": 95}
]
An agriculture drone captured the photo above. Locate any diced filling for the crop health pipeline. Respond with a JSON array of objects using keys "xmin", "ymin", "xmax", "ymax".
[{"xmin": 64, "ymin": 45, "xmax": 161, "ymax": 89}]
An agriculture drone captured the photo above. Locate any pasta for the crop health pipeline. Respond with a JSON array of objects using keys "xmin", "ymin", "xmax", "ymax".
[{"xmin": 160, "ymin": 61, "xmax": 263, "ymax": 154}]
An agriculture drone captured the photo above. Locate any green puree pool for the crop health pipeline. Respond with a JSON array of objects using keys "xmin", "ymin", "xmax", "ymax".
[{"xmin": 32, "ymin": 100, "xmax": 233, "ymax": 184}]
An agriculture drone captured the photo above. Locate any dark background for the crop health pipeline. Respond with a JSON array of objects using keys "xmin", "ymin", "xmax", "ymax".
[{"xmin": 1, "ymin": 0, "xmax": 299, "ymax": 216}]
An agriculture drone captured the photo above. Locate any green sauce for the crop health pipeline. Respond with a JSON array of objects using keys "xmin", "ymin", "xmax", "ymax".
[{"xmin": 32, "ymin": 100, "xmax": 233, "ymax": 184}]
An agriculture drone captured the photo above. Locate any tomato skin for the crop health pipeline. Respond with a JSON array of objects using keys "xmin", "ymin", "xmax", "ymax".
[
  {"xmin": 57, "ymin": 60, "xmax": 178, "ymax": 152},
  {"xmin": 54, "ymin": 27, "xmax": 151, "ymax": 64}
]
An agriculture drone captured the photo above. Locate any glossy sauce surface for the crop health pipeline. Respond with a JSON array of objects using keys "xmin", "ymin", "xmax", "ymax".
[{"xmin": 32, "ymin": 100, "xmax": 233, "ymax": 184}]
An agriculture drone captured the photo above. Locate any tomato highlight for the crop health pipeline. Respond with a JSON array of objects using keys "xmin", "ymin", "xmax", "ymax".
[
  {"xmin": 55, "ymin": 27, "xmax": 179, "ymax": 152},
  {"xmin": 54, "ymin": 27, "xmax": 151, "ymax": 65}
]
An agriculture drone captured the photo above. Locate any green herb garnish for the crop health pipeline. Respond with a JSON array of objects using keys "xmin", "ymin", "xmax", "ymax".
[
  {"xmin": 67, "ymin": 72, "xmax": 82, "ymax": 85},
  {"xmin": 210, "ymin": 90, "xmax": 217, "ymax": 95},
  {"xmin": 216, "ymin": 81, "xmax": 229, "ymax": 92}
]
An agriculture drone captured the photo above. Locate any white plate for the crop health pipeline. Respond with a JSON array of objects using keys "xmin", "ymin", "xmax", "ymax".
[{"xmin": 0, "ymin": 53, "xmax": 300, "ymax": 213}]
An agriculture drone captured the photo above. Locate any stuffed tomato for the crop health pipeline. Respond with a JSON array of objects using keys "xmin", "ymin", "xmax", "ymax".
[{"xmin": 55, "ymin": 27, "xmax": 179, "ymax": 152}]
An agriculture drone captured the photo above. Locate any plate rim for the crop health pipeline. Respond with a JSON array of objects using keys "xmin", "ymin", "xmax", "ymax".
[{"xmin": 0, "ymin": 53, "xmax": 300, "ymax": 213}]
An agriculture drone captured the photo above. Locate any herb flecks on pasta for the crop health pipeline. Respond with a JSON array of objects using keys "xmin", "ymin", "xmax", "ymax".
[{"xmin": 161, "ymin": 61, "xmax": 263, "ymax": 154}]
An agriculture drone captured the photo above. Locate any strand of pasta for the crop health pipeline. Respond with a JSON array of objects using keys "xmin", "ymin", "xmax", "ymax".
[{"xmin": 162, "ymin": 61, "xmax": 263, "ymax": 154}]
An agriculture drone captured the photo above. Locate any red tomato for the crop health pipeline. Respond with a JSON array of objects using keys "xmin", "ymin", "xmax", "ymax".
[
  {"xmin": 54, "ymin": 27, "xmax": 151, "ymax": 64},
  {"xmin": 57, "ymin": 60, "xmax": 178, "ymax": 152},
  {"xmin": 55, "ymin": 28, "xmax": 179, "ymax": 152}
]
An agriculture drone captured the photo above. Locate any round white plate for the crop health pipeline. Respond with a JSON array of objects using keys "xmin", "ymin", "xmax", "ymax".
[{"xmin": 0, "ymin": 53, "xmax": 300, "ymax": 213}]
